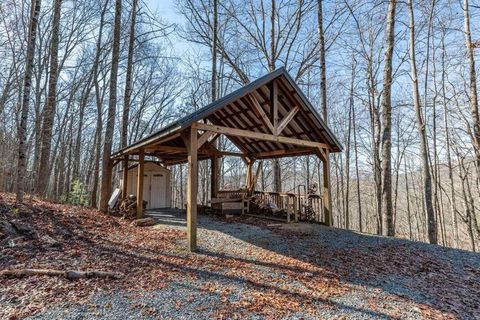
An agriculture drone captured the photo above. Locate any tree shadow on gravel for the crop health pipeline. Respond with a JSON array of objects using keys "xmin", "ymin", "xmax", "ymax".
[
  {"xmin": 88, "ymin": 240, "xmax": 401, "ymax": 319},
  {"xmin": 4, "ymin": 198, "xmax": 478, "ymax": 319},
  {"xmin": 146, "ymin": 209, "xmax": 480, "ymax": 319},
  {"xmin": 29, "ymin": 205, "xmax": 398, "ymax": 319}
]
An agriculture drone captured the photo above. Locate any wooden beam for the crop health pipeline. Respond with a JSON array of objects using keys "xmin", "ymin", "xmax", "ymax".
[
  {"xmin": 248, "ymin": 94, "xmax": 275, "ymax": 134},
  {"xmin": 316, "ymin": 145, "xmax": 327, "ymax": 162},
  {"xmin": 254, "ymin": 146, "xmax": 316, "ymax": 159},
  {"xmin": 122, "ymin": 155, "xmax": 129, "ymax": 199},
  {"xmin": 186, "ymin": 128, "xmax": 198, "ymax": 252},
  {"xmin": 218, "ymin": 150, "xmax": 244, "ymax": 157},
  {"xmin": 276, "ymin": 106, "xmax": 299, "ymax": 135},
  {"xmin": 136, "ymin": 149, "xmax": 144, "ymax": 219},
  {"xmin": 147, "ymin": 145, "xmax": 187, "ymax": 154},
  {"xmin": 112, "ymin": 133, "xmax": 181, "ymax": 159},
  {"xmin": 197, "ymin": 131, "xmax": 217, "ymax": 149},
  {"xmin": 147, "ymin": 144, "xmax": 222, "ymax": 155},
  {"xmin": 192, "ymin": 122, "xmax": 330, "ymax": 150}
]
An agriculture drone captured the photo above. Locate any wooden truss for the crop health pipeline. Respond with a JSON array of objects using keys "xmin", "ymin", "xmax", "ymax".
[{"xmin": 109, "ymin": 70, "xmax": 341, "ymax": 252}]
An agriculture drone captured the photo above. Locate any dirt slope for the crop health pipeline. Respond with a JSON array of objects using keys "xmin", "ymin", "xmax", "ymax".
[{"xmin": 0, "ymin": 193, "xmax": 479, "ymax": 319}]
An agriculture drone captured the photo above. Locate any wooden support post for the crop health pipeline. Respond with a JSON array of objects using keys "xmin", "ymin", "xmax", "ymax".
[
  {"xmin": 122, "ymin": 155, "xmax": 129, "ymax": 199},
  {"xmin": 186, "ymin": 128, "xmax": 198, "ymax": 252},
  {"xmin": 322, "ymin": 148, "xmax": 332, "ymax": 227},
  {"xmin": 210, "ymin": 155, "xmax": 219, "ymax": 200},
  {"xmin": 136, "ymin": 149, "xmax": 144, "ymax": 219}
]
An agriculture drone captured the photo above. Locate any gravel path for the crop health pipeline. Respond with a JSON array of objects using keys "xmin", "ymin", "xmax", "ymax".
[{"xmin": 27, "ymin": 210, "xmax": 480, "ymax": 320}]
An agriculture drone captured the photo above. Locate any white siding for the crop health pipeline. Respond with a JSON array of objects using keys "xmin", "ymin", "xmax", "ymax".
[{"xmin": 120, "ymin": 162, "xmax": 171, "ymax": 209}]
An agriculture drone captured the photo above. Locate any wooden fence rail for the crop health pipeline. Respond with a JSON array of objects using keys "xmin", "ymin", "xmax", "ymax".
[{"xmin": 215, "ymin": 189, "xmax": 324, "ymax": 223}]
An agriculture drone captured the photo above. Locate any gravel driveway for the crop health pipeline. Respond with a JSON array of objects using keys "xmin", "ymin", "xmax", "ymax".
[{"xmin": 27, "ymin": 209, "xmax": 480, "ymax": 320}]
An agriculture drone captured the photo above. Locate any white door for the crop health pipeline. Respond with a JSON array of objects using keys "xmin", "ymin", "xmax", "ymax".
[
  {"xmin": 150, "ymin": 173, "xmax": 166, "ymax": 208},
  {"xmin": 143, "ymin": 173, "xmax": 151, "ymax": 209}
]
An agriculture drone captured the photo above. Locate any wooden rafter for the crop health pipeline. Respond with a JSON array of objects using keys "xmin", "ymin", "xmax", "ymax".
[
  {"xmin": 247, "ymin": 94, "xmax": 275, "ymax": 134},
  {"xmin": 271, "ymin": 79, "xmax": 279, "ymax": 134}
]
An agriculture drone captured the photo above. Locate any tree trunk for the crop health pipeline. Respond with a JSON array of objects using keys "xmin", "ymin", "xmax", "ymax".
[
  {"xmin": 270, "ymin": 0, "xmax": 281, "ymax": 193},
  {"xmin": 36, "ymin": 0, "xmax": 62, "ymax": 197},
  {"xmin": 352, "ymin": 86, "xmax": 362, "ymax": 232},
  {"xmin": 121, "ymin": 0, "xmax": 138, "ymax": 149},
  {"xmin": 463, "ymin": 0, "xmax": 480, "ymax": 181},
  {"xmin": 344, "ymin": 56, "xmax": 355, "ymax": 230},
  {"xmin": 380, "ymin": 0, "xmax": 397, "ymax": 237},
  {"xmin": 99, "ymin": 0, "xmax": 122, "ymax": 212},
  {"xmin": 90, "ymin": 0, "xmax": 108, "ymax": 207},
  {"xmin": 441, "ymin": 31, "xmax": 459, "ymax": 247},
  {"xmin": 73, "ymin": 73, "xmax": 93, "ymax": 181},
  {"xmin": 211, "ymin": 0, "xmax": 218, "ymax": 103},
  {"xmin": 16, "ymin": 0, "xmax": 42, "ymax": 203},
  {"xmin": 317, "ymin": 0, "xmax": 327, "ymax": 122},
  {"xmin": 407, "ymin": 0, "xmax": 437, "ymax": 244}
]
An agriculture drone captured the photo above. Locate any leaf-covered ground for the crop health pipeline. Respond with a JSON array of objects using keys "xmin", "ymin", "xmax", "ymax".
[{"xmin": 0, "ymin": 192, "xmax": 479, "ymax": 319}]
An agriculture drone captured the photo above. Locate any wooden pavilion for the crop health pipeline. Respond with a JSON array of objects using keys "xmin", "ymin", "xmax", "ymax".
[{"xmin": 109, "ymin": 67, "xmax": 342, "ymax": 251}]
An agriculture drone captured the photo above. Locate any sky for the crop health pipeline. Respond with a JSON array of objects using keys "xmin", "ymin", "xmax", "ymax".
[
  {"xmin": 145, "ymin": 0, "xmax": 179, "ymax": 21},
  {"xmin": 144, "ymin": 0, "xmax": 189, "ymax": 56}
]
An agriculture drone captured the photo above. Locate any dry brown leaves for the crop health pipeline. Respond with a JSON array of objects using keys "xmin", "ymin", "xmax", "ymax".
[{"xmin": 1, "ymin": 192, "xmax": 478, "ymax": 319}]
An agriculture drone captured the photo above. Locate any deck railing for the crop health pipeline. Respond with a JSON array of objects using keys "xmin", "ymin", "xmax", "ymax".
[{"xmin": 216, "ymin": 189, "xmax": 324, "ymax": 223}]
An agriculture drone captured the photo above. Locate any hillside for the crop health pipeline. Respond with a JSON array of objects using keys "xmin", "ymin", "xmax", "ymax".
[{"xmin": 0, "ymin": 192, "xmax": 479, "ymax": 319}]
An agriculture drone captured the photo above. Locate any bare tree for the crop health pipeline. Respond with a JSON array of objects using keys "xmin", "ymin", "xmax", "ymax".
[
  {"xmin": 380, "ymin": 0, "xmax": 397, "ymax": 237},
  {"xmin": 463, "ymin": 0, "xmax": 480, "ymax": 180},
  {"xmin": 211, "ymin": 0, "xmax": 218, "ymax": 102},
  {"xmin": 36, "ymin": 0, "xmax": 62, "ymax": 197},
  {"xmin": 121, "ymin": 0, "xmax": 138, "ymax": 149},
  {"xmin": 15, "ymin": 0, "xmax": 42, "ymax": 202},
  {"xmin": 317, "ymin": 0, "xmax": 327, "ymax": 122},
  {"xmin": 406, "ymin": 0, "xmax": 437, "ymax": 244},
  {"xmin": 99, "ymin": 0, "xmax": 122, "ymax": 212}
]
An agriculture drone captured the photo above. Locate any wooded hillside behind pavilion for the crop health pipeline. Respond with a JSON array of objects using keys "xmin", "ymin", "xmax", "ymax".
[{"xmin": 0, "ymin": 0, "xmax": 479, "ymax": 251}]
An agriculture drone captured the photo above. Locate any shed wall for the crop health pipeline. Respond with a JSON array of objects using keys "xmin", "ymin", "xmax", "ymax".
[{"xmin": 121, "ymin": 163, "xmax": 171, "ymax": 209}]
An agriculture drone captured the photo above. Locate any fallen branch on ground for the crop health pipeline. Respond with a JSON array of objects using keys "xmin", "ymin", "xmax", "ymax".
[{"xmin": 0, "ymin": 268, "xmax": 124, "ymax": 280}]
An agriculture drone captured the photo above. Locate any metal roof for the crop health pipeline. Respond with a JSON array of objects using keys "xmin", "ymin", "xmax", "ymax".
[{"xmin": 112, "ymin": 67, "xmax": 342, "ymax": 162}]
